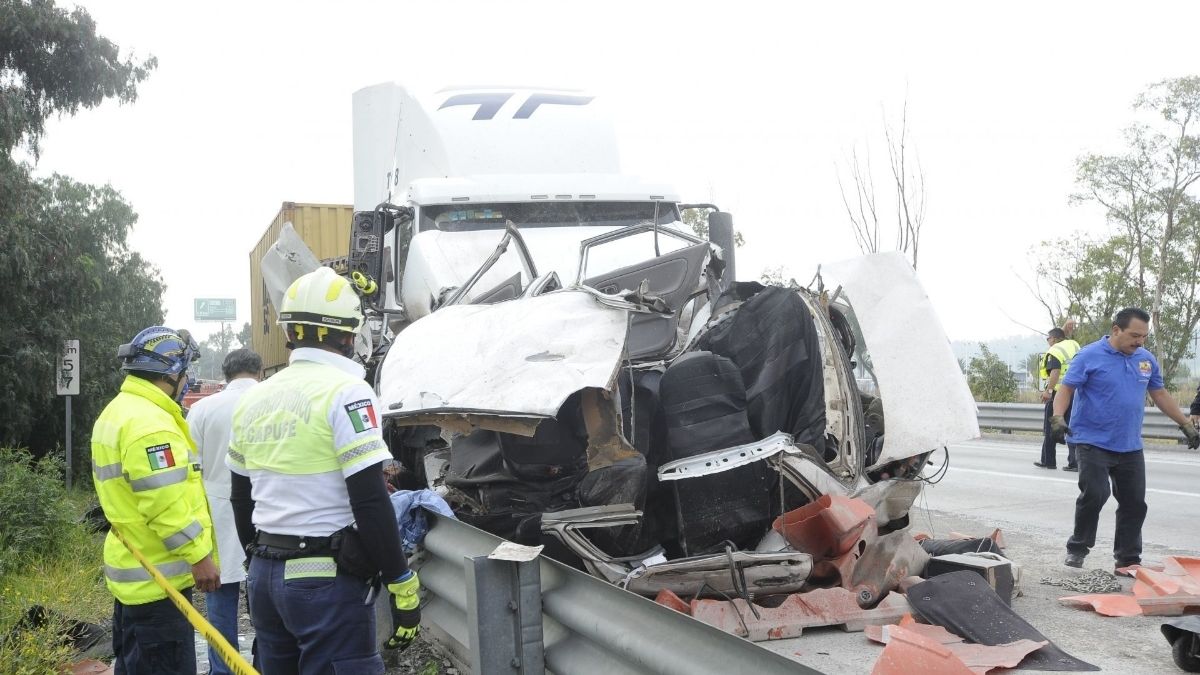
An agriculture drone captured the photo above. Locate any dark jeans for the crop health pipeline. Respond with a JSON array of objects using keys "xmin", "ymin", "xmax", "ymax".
[
  {"xmin": 1066, "ymin": 444, "xmax": 1147, "ymax": 564},
  {"xmin": 113, "ymin": 587, "xmax": 196, "ymax": 675},
  {"xmin": 248, "ymin": 555, "xmax": 383, "ymax": 675},
  {"xmin": 1039, "ymin": 393, "xmax": 1075, "ymax": 467}
]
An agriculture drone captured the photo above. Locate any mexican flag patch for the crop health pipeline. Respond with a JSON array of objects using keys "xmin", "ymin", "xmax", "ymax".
[
  {"xmin": 345, "ymin": 399, "xmax": 378, "ymax": 433},
  {"xmin": 146, "ymin": 443, "xmax": 175, "ymax": 471}
]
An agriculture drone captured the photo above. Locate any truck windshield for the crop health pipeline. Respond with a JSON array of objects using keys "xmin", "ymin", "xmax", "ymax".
[{"xmin": 419, "ymin": 201, "xmax": 680, "ymax": 232}]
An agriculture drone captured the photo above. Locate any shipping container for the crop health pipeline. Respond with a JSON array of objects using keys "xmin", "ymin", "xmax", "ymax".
[{"xmin": 250, "ymin": 202, "xmax": 354, "ymax": 375}]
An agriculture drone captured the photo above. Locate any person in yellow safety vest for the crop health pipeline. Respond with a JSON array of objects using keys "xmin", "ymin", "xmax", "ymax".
[
  {"xmin": 228, "ymin": 266, "xmax": 421, "ymax": 674},
  {"xmin": 1035, "ymin": 327, "xmax": 1082, "ymax": 471},
  {"xmin": 91, "ymin": 326, "xmax": 221, "ymax": 675}
]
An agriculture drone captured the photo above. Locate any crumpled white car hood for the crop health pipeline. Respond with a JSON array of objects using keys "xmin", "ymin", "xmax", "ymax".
[{"xmin": 378, "ymin": 288, "xmax": 628, "ymax": 426}]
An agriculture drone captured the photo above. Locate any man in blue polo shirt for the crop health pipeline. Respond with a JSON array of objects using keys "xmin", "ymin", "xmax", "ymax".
[{"xmin": 1051, "ymin": 308, "xmax": 1199, "ymax": 572}]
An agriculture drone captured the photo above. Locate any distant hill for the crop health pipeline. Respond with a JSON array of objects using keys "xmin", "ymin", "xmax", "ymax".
[{"xmin": 952, "ymin": 334, "xmax": 1047, "ymax": 370}]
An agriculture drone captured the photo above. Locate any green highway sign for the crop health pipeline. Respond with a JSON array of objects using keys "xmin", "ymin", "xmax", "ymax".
[{"xmin": 194, "ymin": 298, "xmax": 236, "ymax": 322}]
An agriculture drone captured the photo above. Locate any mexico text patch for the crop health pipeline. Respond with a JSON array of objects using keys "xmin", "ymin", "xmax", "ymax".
[
  {"xmin": 344, "ymin": 399, "xmax": 378, "ymax": 433},
  {"xmin": 146, "ymin": 443, "xmax": 175, "ymax": 471}
]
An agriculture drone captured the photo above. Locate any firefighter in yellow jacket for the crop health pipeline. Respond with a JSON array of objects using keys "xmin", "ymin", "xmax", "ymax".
[{"xmin": 91, "ymin": 326, "xmax": 220, "ymax": 674}]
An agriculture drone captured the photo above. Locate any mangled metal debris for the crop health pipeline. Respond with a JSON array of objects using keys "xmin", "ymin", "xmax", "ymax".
[
  {"xmin": 375, "ymin": 248, "xmax": 975, "ymax": 606},
  {"xmin": 263, "ymin": 212, "xmax": 983, "ymax": 647}
]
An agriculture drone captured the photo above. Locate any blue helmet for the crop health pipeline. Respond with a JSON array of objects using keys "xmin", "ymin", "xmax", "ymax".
[{"xmin": 117, "ymin": 326, "xmax": 200, "ymax": 376}]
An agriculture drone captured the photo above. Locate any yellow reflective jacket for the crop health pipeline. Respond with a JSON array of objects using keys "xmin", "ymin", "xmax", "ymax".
[
  {"xmin": 91, "ymin": 375, "xmax": 215, "ymax": 605},
  {"xmin": 1040, "ymin": 339, "xmax": 1081, "ymax": 391}
]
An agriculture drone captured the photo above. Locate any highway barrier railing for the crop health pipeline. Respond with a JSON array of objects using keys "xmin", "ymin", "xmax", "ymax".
[
  {"xmin": 412, "ymin": 512, "xmax": 819, "ymax": 675},
  {"xmin": 976, "ymin": 402, "xmax": 1186, "ymax": 441}
]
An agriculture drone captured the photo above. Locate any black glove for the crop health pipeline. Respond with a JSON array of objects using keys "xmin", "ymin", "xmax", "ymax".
[
  {"xmin": 1182, "ymin": 424, "xmax": 1200, "ymax": 450},
  {"xmin": 385, "ymin": 571, "xmax": 421, "ymax": 651},
  {"xmin": 1050, "ymin": 415, "xmax": 1070, "ymax": 444}
]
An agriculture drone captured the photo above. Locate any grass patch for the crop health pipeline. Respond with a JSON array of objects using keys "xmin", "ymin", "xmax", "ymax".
[{"xmin": 0, "ymin": 448, "xmax": 109, "ymax": 673}]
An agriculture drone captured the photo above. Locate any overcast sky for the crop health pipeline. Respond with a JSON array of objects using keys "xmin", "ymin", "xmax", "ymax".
[{"xmin": 33, "ymin": 1, "xmax": 1200, "ymax": 343}]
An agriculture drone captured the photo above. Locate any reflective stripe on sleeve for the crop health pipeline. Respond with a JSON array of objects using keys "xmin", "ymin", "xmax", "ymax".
[
  {"xmin": 92, "ymin": 461, "xmax": 124, "ymax": 481},
  {"xmin": 227, "ymin": 449, "xmax": 246, "ymax": 467},
  {"xmin": 284, "ymin": 556, "xmax": 338, "ymax": 580},
  {"xmin": 129, "ymin": 468, "xmax": 188, "ymax": 492},
  {"xmin": 162, "ymin": 520, "xmax": 203, "ymax": 550},
  {"xmin": 104, "ymin": 559, "xmax": 192, "ymax": 582},
  {"xmin": 336, "ymin": 439, "xmax": 388, "ymax": 467}
]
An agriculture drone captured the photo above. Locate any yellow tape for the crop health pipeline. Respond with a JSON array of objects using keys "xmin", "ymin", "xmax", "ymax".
[{"xmin": 111, "ymin": 526, "xmax": 259, "ymax": 675}]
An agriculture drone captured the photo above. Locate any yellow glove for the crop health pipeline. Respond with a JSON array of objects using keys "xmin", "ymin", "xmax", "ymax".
[{"xmin": 385, "ymin": 571, "xmax": 421, "ymax": 650}]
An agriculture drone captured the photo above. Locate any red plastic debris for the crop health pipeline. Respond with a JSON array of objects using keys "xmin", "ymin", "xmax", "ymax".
[
  {"xmin": 869, "ymin": 624, "xmax": 975, "ymax": 675},
  {"xmin": 1060, "ymin": 556, "xmax": 1200, "ymax": 618},
  {"xmin": 1132, "ymin": 557, "xmax": 1200, "ymax": 616},
  {"xmin": 688, "ymin": 586, "xmax": 909, "ymax": 641},
  {"xmin": 1059, "ymin": 593, "xmax": 1143, "ymax": 617},
  {"xmin": 773, "ymin": 495, "xmax": 876, "ymax": 560},
  {"xmin": 654, "ymin": 588, "xmax": 692, "ymax": 615},
  {"xmin": 867, "ymin": 621, "xmax": 1047, "ymax": 674}
]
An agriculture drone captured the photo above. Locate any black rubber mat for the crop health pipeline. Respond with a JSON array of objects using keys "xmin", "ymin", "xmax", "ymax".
[{"xmin": 908, "ymin": 570, "xmax": 1099, "ymax": 671}]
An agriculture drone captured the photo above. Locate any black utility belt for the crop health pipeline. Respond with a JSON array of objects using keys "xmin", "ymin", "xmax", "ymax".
[
  {"xmin": 250, "ymin": 527, "xmax": 379, "ymax": 580},
  {"xmin": 253, "ymin": 531, "xmax": 332, "ymax": 553}
]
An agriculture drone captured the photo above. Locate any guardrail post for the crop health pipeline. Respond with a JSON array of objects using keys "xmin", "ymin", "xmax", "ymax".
[{"xmin": 465, "ymin": 555, "xmax": 544, "ymax": 674}]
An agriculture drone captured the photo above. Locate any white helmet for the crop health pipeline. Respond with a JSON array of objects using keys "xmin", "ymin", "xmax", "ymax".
[{"xmin": 278, "ymin": 267, "xmax": 364, "ymax": 336}]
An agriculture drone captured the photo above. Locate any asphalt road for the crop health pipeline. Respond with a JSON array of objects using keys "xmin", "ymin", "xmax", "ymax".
[
  {"xmin": 924, "ymin": 436, "xmax": 1200, "ymax": 559},
  {"xmin": 762, "ymin": 435, "xmax": 1200, "ymax": 675}
]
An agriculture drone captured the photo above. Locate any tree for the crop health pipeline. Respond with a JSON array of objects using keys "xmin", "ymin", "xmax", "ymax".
[
  {"xmin": 0, "ymin": 1, "xmax": 159, "ymax": 463},
  {"xmin": 759, "ymin": 266, "xmax": 800, "ymax": 288},
  {"xmin": 680, "ymin": 207, "xmax": 745, "ymax": 247},
  {"xmin": 1025, "ymin": 351, "xmax": 1045, "ymax": 382},
  {"xmin": 1, "ymin": 0, "xmax": 156, "ymax": 158},
  {"xmin": 967, "ymin": 344, "xmax": 1017, "ymax": 403},
  {"xmin": 837, "ymin": 98, "xmax": 927, "ymax": 269},
  {"xmin": 193, "ymin": 325, "xmax": 236, "ymax": 381},
  {"xmin": 1, "ymin": 177, "xmax": 165, "ymax": 458},
  {"xmin": 1030, "ymin": 76, "xmax": 1200, "ymax": 384},
  {"xmin": 237, "ymin": 321, "xmax": 252, "ymax": 348}
]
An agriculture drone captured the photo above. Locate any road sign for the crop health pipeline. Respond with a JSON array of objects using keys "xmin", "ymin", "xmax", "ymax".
[
  {"xmin": 57, "ymin": 339, "xmax": 80, "ymax": 396},
  {"xmin": 195, "ymin": 298, "xmax": 237, "ymax": 322}
]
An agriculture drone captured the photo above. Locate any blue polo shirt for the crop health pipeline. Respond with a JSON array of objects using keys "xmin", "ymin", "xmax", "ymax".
[{"xmin": 1062, "ymin": 338, "xmax": 1163, "ymax": 452}]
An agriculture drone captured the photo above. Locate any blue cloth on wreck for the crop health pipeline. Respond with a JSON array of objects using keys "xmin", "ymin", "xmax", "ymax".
[{"xmin": 390, "ymin": 489, "xmax": 457, "ymax": 553}]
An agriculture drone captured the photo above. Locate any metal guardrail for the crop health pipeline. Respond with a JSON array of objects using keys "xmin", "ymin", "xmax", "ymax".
[
  {"xmin": 413, "ymin": 512, "xmax": 818, "ymax": 675},
  {"xmin": 976, "ymin": 402, "xmax": 1184, "ymax": 441}
]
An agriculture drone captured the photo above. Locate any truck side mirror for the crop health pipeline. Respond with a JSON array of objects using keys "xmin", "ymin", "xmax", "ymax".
[{"xmin": 349, "ymin": 206, "xmax": 410, "ymax": 307}]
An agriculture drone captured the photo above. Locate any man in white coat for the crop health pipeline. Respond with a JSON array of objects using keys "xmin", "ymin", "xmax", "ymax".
[{"xmin": 187, "ymin": 348, "xmax": 262, "ymax": 674}]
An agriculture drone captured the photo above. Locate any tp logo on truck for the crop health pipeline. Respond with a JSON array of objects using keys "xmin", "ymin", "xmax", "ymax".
[{"xmin": 438, "ymin": 93, "xmax": 594, "ymax": 120}]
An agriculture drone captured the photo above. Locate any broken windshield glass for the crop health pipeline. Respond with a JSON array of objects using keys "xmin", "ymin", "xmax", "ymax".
[{"xmin": 419, "ymin": 201, "xmax": 681, "ymax": 232}]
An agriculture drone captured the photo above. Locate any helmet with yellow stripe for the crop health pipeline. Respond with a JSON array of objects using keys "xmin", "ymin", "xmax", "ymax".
[{"xmin": 278, "ymin": 267, "xmax": 364, "ymax": 346}]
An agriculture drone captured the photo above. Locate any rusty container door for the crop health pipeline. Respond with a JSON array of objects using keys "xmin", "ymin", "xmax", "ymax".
[{"xmin": 249, "ymin": 202, "xmax": 353, "ymax": 375}]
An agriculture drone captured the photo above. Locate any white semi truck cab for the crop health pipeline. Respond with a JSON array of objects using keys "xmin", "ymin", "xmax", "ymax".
[{"xmin": 344, "ymin": 83, "xmax": 736, "ymax": 329}]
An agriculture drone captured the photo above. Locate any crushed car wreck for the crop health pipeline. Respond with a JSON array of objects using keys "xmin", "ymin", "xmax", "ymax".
[
  {"xmin": 255, "ymin": 84, "xmax": 979, "ymax": 634},
  {"xmin": 370, "ymin": 230, "xmax": 977, "ymax": 605},
  {"xmin": 262, "ymin": 202, "xmax": 977, "ymax": 612}
]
